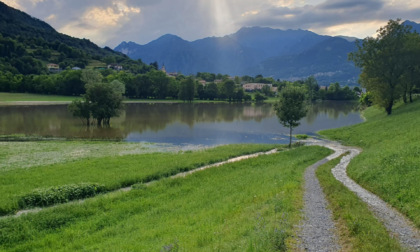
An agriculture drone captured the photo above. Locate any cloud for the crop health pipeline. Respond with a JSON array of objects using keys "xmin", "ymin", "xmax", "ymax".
[
  {"xmin": 45, "ymin": 14, "xmax": 56, "ymax": 21},
  {"xmin": 4, "ymin": 0, "xmax": 420, "ymax": 47},
  {"xmin": 239, "ymin": 0, "xmax": 420, "ymax": 38},
  {"xmin": 2, "ymin": 0, "xmax": 22, "ymax": 9},
  {"xmin": 58, "ymin": 1, "xmax": 141, "ymax": 45},
  {"xmin": 241, "ymin": 10, "xmax": 260, "ymax": 17}
]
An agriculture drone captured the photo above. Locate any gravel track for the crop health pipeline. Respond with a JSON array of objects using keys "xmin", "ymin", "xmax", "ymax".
[
  {"xmin": 305, "ymin": 138, "xmax": 420, "ymax": 252},
  {"xmin": 298, "ymin": 154, "xmax": 341, "ymax": 251}
]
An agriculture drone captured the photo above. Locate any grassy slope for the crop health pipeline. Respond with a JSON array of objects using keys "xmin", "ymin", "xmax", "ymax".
[
  {"xmin": 320, "ymin": 100, "xmax": 420, "ymax": 228},
  {"xmin": 0, "ymin": 144, "xmax": 280, "ymax": 215},
  {"xmin": 316, "ymin": 155, "xmax": 403, "ymax": 251},
  {"xmin": 0, "ymin": 146, "xmax": 331, "ymax": 251}
]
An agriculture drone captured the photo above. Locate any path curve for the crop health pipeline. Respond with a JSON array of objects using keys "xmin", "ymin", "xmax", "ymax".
[{"xmin": 305, "ymin": 138, "xmax": 420, "ymax": 251}]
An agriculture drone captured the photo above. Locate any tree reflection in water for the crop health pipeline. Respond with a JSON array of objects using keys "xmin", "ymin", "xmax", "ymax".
[{"xmin": 0, "ymin": 101, "xmax": 362, "ymax": 144}]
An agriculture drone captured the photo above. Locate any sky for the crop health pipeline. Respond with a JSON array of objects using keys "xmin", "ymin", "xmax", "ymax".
[{"xmin": 3, "ymin": 0, "xmax": 420, "ymax": 48}]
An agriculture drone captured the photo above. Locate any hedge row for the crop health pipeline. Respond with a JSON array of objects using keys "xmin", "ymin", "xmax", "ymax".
[{"xmin": 18, "ymin": 183, "xmax": 106, "ymax": 209}]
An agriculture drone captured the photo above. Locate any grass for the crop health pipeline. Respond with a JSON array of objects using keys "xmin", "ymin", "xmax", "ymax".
[
  {"xmin": 0, "ymin": 92, "xmax": 77, "ymax": 102},
  {"xmin": 0, "ymin": 92, "xmax": 276, "ymax": 104},
  {"xmin": 0, "ymin": 141, "xmax": 205, "ymax": 172},
  {"xmin": 0, "ymin": 145, "xmax": 332, "ymax": 251},
  {"xmin": 320, "ymin": 99, "xmax": 420, "ymax": 228},
  {"xmin": 0, "ymin": 144, "xmax": 280, "ymax": 215},
  {"xmin": 316, "ymin": 155, "xmax": 403, "ymax": 251}
]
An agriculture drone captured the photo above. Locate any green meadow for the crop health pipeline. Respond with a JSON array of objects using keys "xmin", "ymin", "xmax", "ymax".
[
  {"xmin": 0, "ymin": 146, "xmax": 332, "ymax": 251},
  {"xmin": 0, "ymin": 144, "xmax": 281, "ymax": 215},
  {"xmin": 320, "ymin": 99, "xmax": 420, "ymax": 228},
  {"xmin": 0, "ymin": 92, "xmax": 76, "ymax": 102}
]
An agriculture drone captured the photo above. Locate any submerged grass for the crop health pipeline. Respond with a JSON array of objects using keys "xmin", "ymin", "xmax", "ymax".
[
  {"xmin": 316, "ymin": 155, "xmax": 403, "ymax": 252},
  {"xmin": 320, "ymin": 99, "xmax": 420, "ymax": 228},
  {"xmin": 0, "ymin": 141, "xmax": 208, "ymax": 172},
  {"xmin": 0, "ymin": 146, "xmax": 332, "ymax": 251},
  {"xmin": 0, "ymin": 144, "xmax": 280, "ymax": 215}
]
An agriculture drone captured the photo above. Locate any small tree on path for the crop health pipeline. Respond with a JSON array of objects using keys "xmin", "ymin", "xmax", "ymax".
[{"xmin": 274, "ymin": 87, "xmax": 308, "ymax": 148}]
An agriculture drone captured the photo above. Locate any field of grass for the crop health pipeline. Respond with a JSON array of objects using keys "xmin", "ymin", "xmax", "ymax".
[
  {"xmin": 0, "ymin": 145, "xmax": 331, "ymax": 251},
  {"xmin": 0, "ymin": 143, "xmax": 281, "ymax": 215},
  {"xmin": 320, "ymin": 99, "xmax": 420, "ymax": 228},
  {"xmin": 316, "ymin": 155, "xmax": 403, "ymax": 251},
  {"xmin": 0, "ymin": 92, "xmax": 277, "ymax": 104},
  {"xmin": 0, "ymin": 92, "xmax": 77, "ymax": 102},
  {"xmin": 0, "ymin": 141, "xmax": 207, "ymax": 172}
]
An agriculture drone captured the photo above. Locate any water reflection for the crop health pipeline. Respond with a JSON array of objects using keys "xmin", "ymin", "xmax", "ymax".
[
  {"xmin": 305, "ymin": 101, "xmax": 359, "ymax": 124},
  {"xmin": 0, "ymin": 101, "xmax": 362, "ymax": 145}
]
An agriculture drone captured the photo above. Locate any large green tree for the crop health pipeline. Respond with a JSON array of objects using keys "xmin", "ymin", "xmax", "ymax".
[
  {"xmin": 349, "ymin": 19, "xmax": 413, "ymax": 115},
  {"xmin": 69, "ymin": 70, "xmax": 125, "ymax": 127},
  {"xmin": 401, "ymin": 32, "xmax": 420, "ymax": 103},
  {"xmin": 178, "ymin": 78, "xmax": 195, "ymax": 102},
  {"xmin": 274, "ymin": 87, "xmax": 307, "ymax": 148}
]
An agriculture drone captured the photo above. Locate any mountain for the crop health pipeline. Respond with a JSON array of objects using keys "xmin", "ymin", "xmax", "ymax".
[
  {"xmin": 115, "ymin": 27, "xmax": 359, "ymax": 85},
  {"xmin": 0, "ymin": 1, "xmax": 149, "ymax": 75},
  {"xmin": 404, "ymin": 20, "xmax": 420, "ymax": 33},
  {"xmin": 249, "ymin": 37, "xmax": 360, "ymax": 85}
]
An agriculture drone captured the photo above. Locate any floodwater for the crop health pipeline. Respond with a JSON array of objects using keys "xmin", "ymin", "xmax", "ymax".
[{"xmin": 0, "ymin": 101, "xmax": 363, "ymax": 145}]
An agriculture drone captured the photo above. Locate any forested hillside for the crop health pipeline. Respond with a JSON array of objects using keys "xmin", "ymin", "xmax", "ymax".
[{"xmin": 0, "ymin": 1, "xmax": 151, "ymax": 76}]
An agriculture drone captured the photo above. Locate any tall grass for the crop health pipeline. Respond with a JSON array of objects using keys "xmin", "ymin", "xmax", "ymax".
[
  {"xmin": 0, "ymin": 144, "xmax": 280, "ymax": 215},
  {"xmin": 316, "ymin": 155, "xmax": 403, "ymax": 251},
  {"xmin": 320, "ymin": 99, "xmax": 420, "ymax": 228},
  {"xmin": 0, "ymin": 146, "xmax": 332, "ymax": 251}
]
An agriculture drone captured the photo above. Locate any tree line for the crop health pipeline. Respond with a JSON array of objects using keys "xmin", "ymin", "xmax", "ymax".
[{"xmin": 350, "ymin": 19, "xmax": 420, "ymax": 115}]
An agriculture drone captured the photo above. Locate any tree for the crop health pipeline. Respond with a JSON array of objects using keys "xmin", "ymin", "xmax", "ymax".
[
  {"xmin": 178, "ymin": 78, "xmax": 195, "ymax": 102},
  {"xmin": 205, "ymin": 83, "xmax": 218, "ymax": 100},
  {"xmin": 85, "ymin": 80, "xmax": 125, "ymax": 126},
  {"xmin": 254, "ymin": 92, "xmax": 267, "ymax": 103},
  {"xmin": 69, "ymin": 70, "xmax": 125, "ymax": 127},
  {"xmin": 304, "ymin": 76, "xmax": 319, "ymax": 101},
  {"xmin": 401, "ymin": 33, "xmax": 420, "ymax": 103},
  {"xmin": 349, "ymin": 19, "xmax": 411, "ymax": 115},
  {"xmin": 274, "ymin": 87, "xmax": 307, "ymax": 148},
  {"xmin": 222, "ymin": 80, "xmax": 235, "ymax": 102},
  {"xmin": 68, "ymin": 99, "xmax": 91, "ymax": 126}
]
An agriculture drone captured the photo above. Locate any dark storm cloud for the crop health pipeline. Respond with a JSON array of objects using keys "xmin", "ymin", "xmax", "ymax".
[{"xmin": 320, "ymin": 0, "xmax": 383, "ymax": 10}]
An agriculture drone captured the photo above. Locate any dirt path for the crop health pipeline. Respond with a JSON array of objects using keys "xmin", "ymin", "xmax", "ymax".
[
  {"xmin": 297, "ymin": 149, "xmax": 343, "ymax": 251},
  {"xmin": 305, "ymin": 138, "xmax": 420, "ymax": 251}
]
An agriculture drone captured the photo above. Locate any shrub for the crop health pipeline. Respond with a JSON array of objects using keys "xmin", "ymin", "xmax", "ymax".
[
  {"xmin": 18, "ymin": 183, "xmax": 106, "ymax": 209},
  {"xmin": 295, "ymin": 134, "xmax": 309, "ymax": 140}
]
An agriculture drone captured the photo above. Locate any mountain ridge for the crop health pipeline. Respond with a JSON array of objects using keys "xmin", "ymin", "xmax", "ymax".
[{"xmin": 114, "ymin": 26, "xmax": 359, "ymax": 85}]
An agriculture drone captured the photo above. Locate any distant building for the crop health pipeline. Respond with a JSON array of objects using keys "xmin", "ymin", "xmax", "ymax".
[
  {"xmin": 72, "ymin": 67, "xmax": 82, "ymax": 70},
  {"xmin": 161, "ymin": 64, "xmax": 178, "ymax": 78},
  {"xmin": 47, "ymin": 63, "xmax": 61, "ymax": 73},
  {"xmin": 243, "ymin": 83, "xmax": 278, "ymax": 93},
  {"xmin": 243, "ymin": 83, "xmax": 271, "ymax": 91},
  {"xmin": 107, "ymin": 64, "xmax": 123, "ymax": 71},
  {"xmin": 167, "ymin": 72, "xmax": 178, "ymax": 78},
  {"xmin": 198, "ymin": 80, "xmax": 207, "ymax": 86}
]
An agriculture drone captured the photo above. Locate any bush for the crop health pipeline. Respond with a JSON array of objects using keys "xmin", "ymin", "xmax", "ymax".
[
  {"xmin": 295, "ymin": 134, "xmax": 309, "ymax": 140},
  {"xmin": 18, "ymin": 183, "xmax": 106, "ymax": 209}
]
